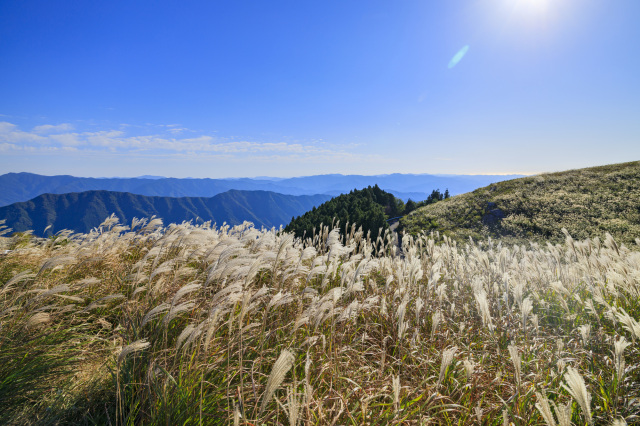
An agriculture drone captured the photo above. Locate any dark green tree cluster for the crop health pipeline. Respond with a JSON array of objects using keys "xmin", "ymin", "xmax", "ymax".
[
  {"xmin": 403, "ymin": 189, "xmax": 450, "ymax": 215},
  {"xmin": 285, "ymin": 185, "xmax": 403, "ymax": 241}
]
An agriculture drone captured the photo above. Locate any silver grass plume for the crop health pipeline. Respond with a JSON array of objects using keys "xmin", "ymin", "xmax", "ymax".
[
  {"xmin": 508, "ymin": 344, "xmax": 521, "ymax": 388},
  {"xmin": 579, "ymin": 324, "xmax": 591, "ymax": 346},
  {"xmin": 474, "ymin": 290, "xmax": 494, "ymax": 332},
  {"xmin": 392, "ymin": 375, "xmax": 400, "ymax": 414},
  {"xmin": 535, "ymin": 390, "xmax": 557, "ymax": 426},
  {"xmin": 141, "ymin": 303, "xmax": 170, "ymax": 327},
  {"xmin": 474, "ymin": 402, "xmax": 483, "ymax": 423},
  {"xmin": 415, "ymin": 297, "xmax": 424, "ymax": 324},
  {"xmin": 26, "ymin": 312, "xmax": 51, "ymax": 328},
  {"xmin": 431, "ymin": 311, "xmax": 442, "ymax": 338},
  {"xmin": 616, "ymin": 308, "xmax": 640, "ymax": 341},
  {"xmin": 397, "ymin": 299, "xmax": 408, "ymax": 340},
  {"xmin": 287, "ymin": 385, "xmax": 301, "ymax": 426},
  {"xmin": 521, "ymin": 297, "xmax": 533, "ymax": 332},
  {"xmin": 260, "ymin": 349, "xmax": 295, "ymax": 415},
  {"xmin": 555, "ymin": 401, "xmax": 573, "ymax": 426},
  {"xmin": 610, "ymin": 418, "xmax": 628, "ymax": 426},
  {"xmin": 118, "ymin": 339, "xmax": 150, "ymax": 364},
  {"xmin": 304, "ymin": 352, "xmax": 313, "ymax": 418},
  {"xmin": 614, "ymin": 336, "xmax": 631, "ymax": 382},
  {"xmin": 562, "ymin": 366, "xmax": 592, "ymax": 425},
  {"xmin": 171, "ymin": 282, "xmax": 201, "ymax": 305},
  {"xmin": 438, "ymin": 346, "xmax": 457, "ymax": 387},
  {"xmin": 463, "ymin": 359, "xmax": 474, "ymax": 381}
]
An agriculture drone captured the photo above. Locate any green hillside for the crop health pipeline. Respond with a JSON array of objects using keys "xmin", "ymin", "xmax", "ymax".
[{"xmin": 401, "ymin": 161, "xmax": 640, "ymax": 246}]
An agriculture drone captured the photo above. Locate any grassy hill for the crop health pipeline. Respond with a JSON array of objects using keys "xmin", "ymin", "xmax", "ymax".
[
  {"xmin": 401, "ymin": 161, "xmax": 640, "ymax": 246},
  {"xmin": 0, "ymin": 190, "xmax": 331, "ymax": 236}
]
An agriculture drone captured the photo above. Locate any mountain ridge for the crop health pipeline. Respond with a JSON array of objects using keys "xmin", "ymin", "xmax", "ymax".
[
  {"xmin": 0, "ymin": 189, "xmax": 332, "ymax": 236},
  {"xmin": 0, "ymin": 172, "xmax": 523, "ymax": 207}
]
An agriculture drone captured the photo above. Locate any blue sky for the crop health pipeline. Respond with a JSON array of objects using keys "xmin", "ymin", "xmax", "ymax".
[{"xmin": 1, "ymin": 0, "xmax": 639, "ymax": 178}]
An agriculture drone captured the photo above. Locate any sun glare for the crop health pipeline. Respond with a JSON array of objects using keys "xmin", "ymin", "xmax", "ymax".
[{"xmin": 511, "ymin": 0, "xmax": 550, "ymax": 14}]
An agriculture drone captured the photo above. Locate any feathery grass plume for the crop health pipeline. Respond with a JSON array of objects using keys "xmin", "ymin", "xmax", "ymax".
[
  {"xmin": 287, "ymin": 384, "xmax": 301, "ymax": 426},
  {"xmin": 474, "ymin": 290, "xmax": 494, "ymax": 332},
  {"xmin": 579, "ymin": 324, "xmax": 591, "ymax": 346},
  {"xmin": 508, "ymin": 344, "xmax": 521, "ymax": 388},
  {"xmin": 616, "ymin": 308, "xmax": 640, "ymax": 341},
  {"xmin": 259, "ymin": 349, "xmax": 295, "ymax": 415},
  {"xmin": 392, "ymin": 375, "xmax": 401, "ymax": 414},
  {"xmin": 562, "ymin": 366, "xmax": 592, "ymax": 425},
  {"xmin": 438, "ymin": 346, "xmax": 457, "ymax": 387},
  {"xmin": 304, "ymin": 352, "xmax": 313, "ymax": 419},
  {"xmin": 614, "ymin": 336, "xmax": 631, "ymax": 382},
  {"xmin": 141, "ymin": 302, "xmax": 170, "ymax": 327},
  {"xmin": 554, "ymin": 400, "xmax": 573, "ymax": 426},
  {"xmin": 535, "ymin": 390, "xmax": 558, "ymax": 426},
  {"xmin": 521, "ymin": 297, "xmax": 533, "ymax": 332},
  {"xmin": 164, "ymin": 301, "xmax": 195, "ymax": 327},
  {"xmin": 463, "ymin": 359, "xmax": 474, "ymax": 381},
  {"xmin": 1, "ymin": 271, "xmax": 35, "ymax": 294},
  {"xmin": 415, "ymin": 297, "xmax": 424, "ymax": 323},
  {"xmin": 171, "ymin": 282, "xmax": 201, "ymax": 305},
  {"xmin": 531, "ymin": 314, "xmax": 539, "ymax": 335},
  {"xmin": 396, "ymin": 299, "xmax": 408, "ymax": 340},
  {"xmin": 26, "ymin": 312, "xmax": 51, "ymax": 328},
  {"xmin": 118, "ymin": 339, "xmax": 150, "ymax": 365},
  {"xmin": 610, "ymin": 418, "xmax": 628, "ymax": 426},
  {"xmin": 474, "ymin": 402, "xmax": 483, "ymax": 423},
  {"xmin": 431, "ymin": 311, "xmax": 442, "ymax": 338}
]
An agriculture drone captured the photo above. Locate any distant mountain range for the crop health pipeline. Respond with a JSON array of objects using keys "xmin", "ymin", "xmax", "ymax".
[
  {"xmin": 0, "ymin": 172, "xmax": 524, "ymax": 207},
  {"xmin": 0, "ymin": 190, "xmax": 332, "ymax": 236}
]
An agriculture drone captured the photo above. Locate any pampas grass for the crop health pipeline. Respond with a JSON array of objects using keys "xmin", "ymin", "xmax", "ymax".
[{"xmin": 1, "ymin": 217, "xmax": 640, "ymax": 424}]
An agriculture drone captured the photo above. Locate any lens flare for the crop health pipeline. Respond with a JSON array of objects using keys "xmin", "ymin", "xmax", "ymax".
[{"xmin": 448, "ymin": 45, "xmax": 469, "ymax": 69}]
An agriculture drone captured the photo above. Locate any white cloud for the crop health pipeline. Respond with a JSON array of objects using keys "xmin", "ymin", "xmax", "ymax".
[
  {"xmin": 0, "ymin": 122, "xmax": 18, "ymax": 133},
  {"xmin": 32, "ymin": 123, "xmax": 75, "ymax": 133},
  {"xmin": 0, "ymin": 121, "xmax": 377, "ymax": 164}
]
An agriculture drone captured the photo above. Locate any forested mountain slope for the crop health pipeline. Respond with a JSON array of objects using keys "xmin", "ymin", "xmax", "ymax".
[
  {"xmin": 0, "ymin": 190, "xmax": 331, "ymax": 236},
  {"xmin": 285, "ymin": 185, "xmax": 449, "ymax": 241},
  {"xmin": 401, "ymin": 161, "xmax": 640, "ymax": 246}
]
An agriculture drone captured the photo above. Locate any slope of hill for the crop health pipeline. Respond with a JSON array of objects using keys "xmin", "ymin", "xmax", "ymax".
[
  {"xmin": 400, "ymin": 161, "xmax": 640, "ymax": 246},
  {"xmin": 0, "ymin": 172, "xmax": 523, "ymax": 207},
  {"xmin": 0, "ymin": 190, "xmax": 331, "ymax": 236}
]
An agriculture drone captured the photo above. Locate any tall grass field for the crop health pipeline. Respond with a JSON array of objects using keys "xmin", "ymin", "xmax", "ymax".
[{"xmin": 1, "ymin": 216, "xmax": 639, "ymax": 424}]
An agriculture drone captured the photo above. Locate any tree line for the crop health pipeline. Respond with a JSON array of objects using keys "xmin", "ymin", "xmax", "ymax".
[{"xmin": 285, "ymin": 185, "xmax": 449, "ymax": 241}]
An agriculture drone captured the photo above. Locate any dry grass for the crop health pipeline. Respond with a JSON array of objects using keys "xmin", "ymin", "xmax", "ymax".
[{"xmin": 0, "ymin": 216, "xmax": 639, "ymax": 424}]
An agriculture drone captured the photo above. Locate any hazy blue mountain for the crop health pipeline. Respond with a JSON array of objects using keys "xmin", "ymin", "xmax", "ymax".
[
  {"xmin": 0, "ymin": 190, "xmax": 332, "ymax": 236},
  {"xmin": 0, "ymin": 172, "xmax": 523, "ymax": 207}
]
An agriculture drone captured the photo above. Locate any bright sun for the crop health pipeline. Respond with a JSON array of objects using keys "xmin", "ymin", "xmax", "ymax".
[{"xmin": 513, "ymin": 0, "xmax": 550, "ymax": 14}]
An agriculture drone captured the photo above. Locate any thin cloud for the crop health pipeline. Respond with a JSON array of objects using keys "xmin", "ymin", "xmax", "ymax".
[
  {"xmin": 32, "ymin": 123, "xmax": 74, "ymax": 133},
  {"xmin": 0, "ymin": 121, "xmax": 375, "ymax": 163}
]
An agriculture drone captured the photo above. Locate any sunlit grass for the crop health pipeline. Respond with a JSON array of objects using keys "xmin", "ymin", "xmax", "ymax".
[{"xmin": 0, "ymin": 215, "xmax": 639, "ymax": 424}]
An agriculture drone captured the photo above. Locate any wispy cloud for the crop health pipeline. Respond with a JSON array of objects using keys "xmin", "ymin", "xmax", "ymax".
[
  {"xmin": 0, "ymin": 121, "xmax": 376, "ymax": 164},
  {"xmin": 32, "ymin": 123, "xmax": 75, "ymax": 133}
]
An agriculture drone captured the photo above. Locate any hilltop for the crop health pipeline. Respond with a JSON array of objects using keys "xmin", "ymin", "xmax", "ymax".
[
  {"xmin": 401, "ymin": 161, "xmax": 640, "ymax": 246},
  {"xmin": 285, "ymin": 185, "xmax": 449, "ymax": 242}
]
